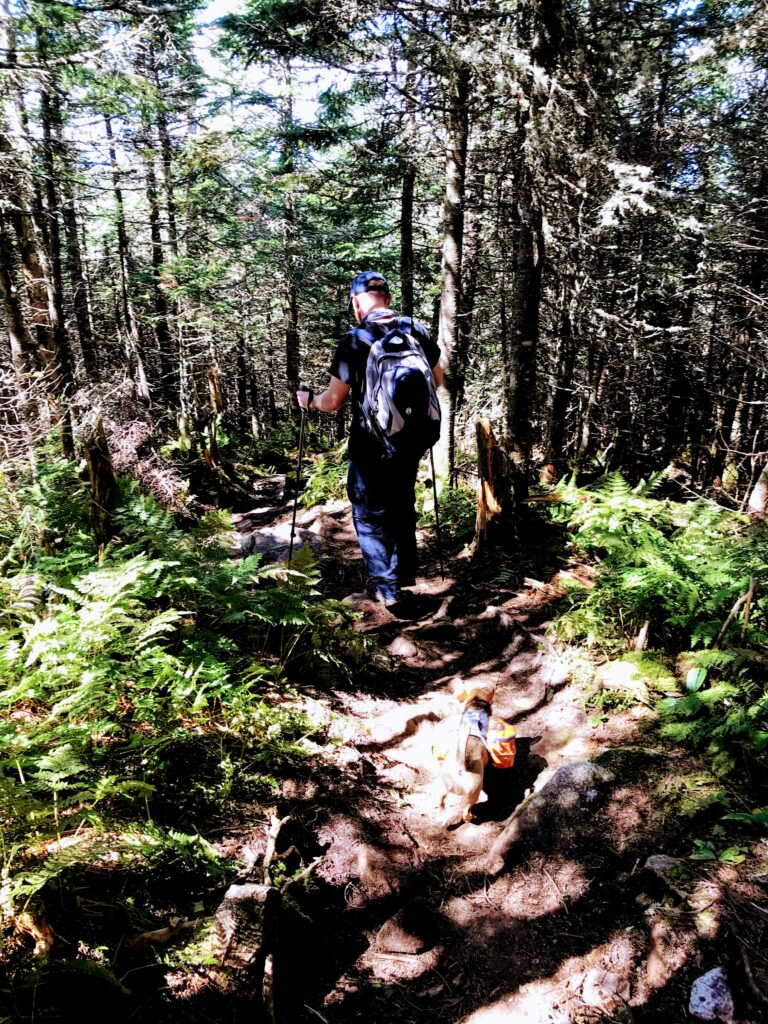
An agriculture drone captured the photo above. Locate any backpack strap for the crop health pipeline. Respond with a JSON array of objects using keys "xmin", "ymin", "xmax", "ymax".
[
  {"xmin": 352, "ymin": 314, "xmax": 402, "ymax": 342},
  {"xmin": 350, "ymin": 325, "xmax": 376, "ymax": 347}
]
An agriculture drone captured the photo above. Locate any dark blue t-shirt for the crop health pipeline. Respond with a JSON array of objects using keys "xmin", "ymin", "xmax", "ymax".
[{"xmin": 329, "ymin": 310, "xmax": 440, "ymax": 462}]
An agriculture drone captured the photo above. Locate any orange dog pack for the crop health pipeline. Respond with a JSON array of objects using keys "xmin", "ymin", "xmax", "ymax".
[{"xmin": 434, "ymin": 708, "xmax": 516, "ymax": 769}]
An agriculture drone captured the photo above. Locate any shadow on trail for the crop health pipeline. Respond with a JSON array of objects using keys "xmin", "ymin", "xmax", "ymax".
[
  {"xmin": 224, "ymin": 493, "xmax": 720, "ymax": 1023},
  {"xmin": 263, "ymin": 807, "xmax": 696, "ymax": 1024}
]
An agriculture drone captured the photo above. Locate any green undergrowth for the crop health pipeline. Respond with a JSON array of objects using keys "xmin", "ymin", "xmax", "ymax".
[
  {"xmin": 0, "ymin": 449, "xmax": 369, "ymax": 924},
  {"xmin": 300, "ymin": 445, "xmax": 476, "ymax": 549},
  {"xmin": 418, "ymin": 482, "xmax": 476, "ymax": 546},
  {"xmin": 301, "ymin": 442, "xmax": 349, "ymax": 507},
  {"xmin": 547, "ymin": 473, "xmax": 768, "ymax": 786}
]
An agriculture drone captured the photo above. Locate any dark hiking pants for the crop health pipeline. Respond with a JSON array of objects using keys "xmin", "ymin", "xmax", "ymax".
[{"xmin": 347, "ymin": 451, "xmax": 422, "ymax": 602}]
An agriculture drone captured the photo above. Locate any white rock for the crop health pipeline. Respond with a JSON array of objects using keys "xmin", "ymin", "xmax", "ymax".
[
  {"xmin": 689, "ymin": 967, "xmax": 734, "ymax": 1022},
  {"xmin": 581, "ymin": 967, "xmax": 630, "ymax": 1008}
]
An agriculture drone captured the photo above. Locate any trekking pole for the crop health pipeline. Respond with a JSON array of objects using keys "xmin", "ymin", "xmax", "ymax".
[
  {"xmin": 429, "ymin": 446, "xmax": 445, "ymax": 580},
  {"xmin": 288, "ymin": 402, "xmax": 308, "ymax": 562}
]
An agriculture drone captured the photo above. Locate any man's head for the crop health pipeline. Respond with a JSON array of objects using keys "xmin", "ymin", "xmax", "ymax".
[{"xmin": 348, "ymin": 270, "xmax": 391, "ymax": 322}]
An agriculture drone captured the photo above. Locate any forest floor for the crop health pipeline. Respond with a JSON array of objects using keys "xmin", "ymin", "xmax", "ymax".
[
  {"xmin": 5, "ymin": 474, "xmax": 767, "ymax": 1024},
  {"xmin": 219, "ymin": 480, "xmax": 768, "ymax": 1024}
]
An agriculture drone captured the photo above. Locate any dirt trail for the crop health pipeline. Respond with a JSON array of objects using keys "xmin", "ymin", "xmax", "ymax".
[{"xmin": 234, "ymin": 485, "xmax": 768, "ymax": 1024}]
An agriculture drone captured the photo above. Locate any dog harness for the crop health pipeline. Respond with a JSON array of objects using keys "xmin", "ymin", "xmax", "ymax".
[{"xmin": 435, "ymin": 709, "xmax": 517, "ymax": 770}]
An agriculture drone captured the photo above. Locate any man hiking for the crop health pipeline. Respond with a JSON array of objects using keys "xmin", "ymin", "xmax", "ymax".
[{"xmin": 297, "ymin": 271, "xmax": 443, "ymax": 612}]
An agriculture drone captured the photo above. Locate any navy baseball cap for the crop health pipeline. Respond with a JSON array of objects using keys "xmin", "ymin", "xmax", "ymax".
[{"xmin": 348, "ymin": 270, "xmax": 390, "ymax": 311}]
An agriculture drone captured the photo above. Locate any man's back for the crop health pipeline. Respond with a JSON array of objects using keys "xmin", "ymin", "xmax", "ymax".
[{"xmin": 329, "ymin": 310, "xmax": 438, "ymax": 461}]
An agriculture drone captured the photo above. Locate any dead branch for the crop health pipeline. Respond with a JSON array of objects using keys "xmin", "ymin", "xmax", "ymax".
[
  {"xmin": 304, "ymin": 1006, "xmax": 330, "ymax": 1023},
  {"xmin": 281, "ymin": 855, "xmax": 323, "ymax": 892},
  {"xmin": 634, "ymin": 620, "xmax": 650, "ymax": 652},
  {"xmin": 127, "ymin": 917, "xmax": 198, "ymax": 949},
  {"xmin": 714, "ymin": 580, "xmax": 755, "ymax": 647},
  {"xmin": 742, "ymin": 578, "xmax": 756, "ymax": 636},
  {"xmin": 263, "ymin": 814, "xmax": 290, "ymax": 883},
  {"xmin": 742, "ymin": 901, "xmax": 768, "ymax": 924},
  {"xmin": 736, "ymin": 933, "xmax": 768, "ymax": 1008},
  {"xmin": 541, "ymin": 864, "xmax": 570, "ymax": 916}
]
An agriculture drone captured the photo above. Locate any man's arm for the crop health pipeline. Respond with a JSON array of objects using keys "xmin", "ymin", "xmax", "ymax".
[
  {"xmin": 297, "ymin": 375, "xmax": 350, "ymax": 412},
  {"xmin": 432, "ymin": 363, "xmax": 444, "ymax": 388}
]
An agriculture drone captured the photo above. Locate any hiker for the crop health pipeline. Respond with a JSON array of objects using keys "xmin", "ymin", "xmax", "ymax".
[{"xmin": 297, "ymin": 271, "xmax": 443, "ymax": 609}]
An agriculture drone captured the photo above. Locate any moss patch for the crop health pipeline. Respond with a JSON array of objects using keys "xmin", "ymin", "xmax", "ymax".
[
  {"xmin": 619, "ymin": 652, "xmax": 678, "ymax": 693},
  {"xmin": 654, "ymin": 772, "xmax": 726, "ymax": 820}
]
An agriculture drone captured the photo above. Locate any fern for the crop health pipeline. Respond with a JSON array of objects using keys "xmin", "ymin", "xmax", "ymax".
[
  {"xmin": 300, "ymin": 445, "xmax": 348, "ymax": 508},
  {"xmin": 417, "ymin": 484, "xmax": 476, "ymax": 543},
  {"xmin": 0, "ymin": 455, "xmax": 362, "ymax": 916},
  {"xmin": 548, "ymin": 475, "xmax": 768, "ymax": 783}
]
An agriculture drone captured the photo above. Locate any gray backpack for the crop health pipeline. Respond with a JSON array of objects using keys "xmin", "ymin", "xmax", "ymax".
[{"xmin": 359, "ymin": 318, "xmax": 441, "ymax": 456}]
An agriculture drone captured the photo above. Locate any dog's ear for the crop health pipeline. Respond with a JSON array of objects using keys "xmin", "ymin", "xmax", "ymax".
[
  {"xmin": 452, "ymin": 679, "xmax": 471, "ymax": 705},
  {"xmin": 453, "ymin": 680, "xmax": 496, "ymax": 706}
]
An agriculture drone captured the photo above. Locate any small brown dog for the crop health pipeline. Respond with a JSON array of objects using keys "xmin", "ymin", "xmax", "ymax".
[{"xmin": 432, "ymin": 681, "xmax": 495, "ymax": 823}]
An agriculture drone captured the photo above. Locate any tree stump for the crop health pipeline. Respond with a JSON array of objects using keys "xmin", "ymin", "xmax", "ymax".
[
  {"xmin": 210, "ymin": 883, "xmax": 282, "ymax": 1022},
  {"xmin": 212, "ymin": 883, "xmax": 281, "ymax": 970},
  {"xmin": 474, "ymin": 417, "xmax": 512, "ymax": 549},
  {"xmin": 82, "ymin": 415, "xmax": 116, "ymax": 547}
]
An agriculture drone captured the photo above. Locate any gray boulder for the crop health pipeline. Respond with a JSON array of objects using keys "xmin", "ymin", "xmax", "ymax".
[
  {"xmin": 487, "ymin": 762, "xmax": 615, "ymax": 873},
  {"xmin": 689, "ymin": 967, "xmax": 734, "ymax": 1022}
]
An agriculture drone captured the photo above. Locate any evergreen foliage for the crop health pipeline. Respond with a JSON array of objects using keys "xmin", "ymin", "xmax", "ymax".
[{"xmin": 549, "ymin": 475, "xmax": 768, "ymax": 781}]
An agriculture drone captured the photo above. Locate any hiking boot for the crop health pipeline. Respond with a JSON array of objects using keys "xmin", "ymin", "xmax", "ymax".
[
  {"xmin": 365, "ymin": 581, "xmax": 399, "ymax": 608},
  {"xmin": 389, "ymin": 591, "xmax": 443, "ymax": 621},
  {"xmin": 384, "ymin": 591, "xmax": 425, "ymax": 620}
]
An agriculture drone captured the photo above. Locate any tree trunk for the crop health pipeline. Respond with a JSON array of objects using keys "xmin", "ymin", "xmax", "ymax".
[
  {"xmin": 83, "ymin": 416, "xmax": 117, "ymax": 547},
  {"xmin": 38, "ymin": 32, "xmax": 76, "ymax": 456},
  {"xmin": 710, "ymin": 334, "xmax": 749, "ymax": 488},
  {"xmin": 104, "ymin": 115, "xmax": 150, "ymax": 402},
  {"xmin": 280, "ymin": 59, "xmax": 300, "ymax": 421},
  {"xmin": 142, "ymin": 120, "xmax": 178, "ymax": 404},
  {"xmin": 690, "ymin": 279, "xmax": 721, "ymax": 483},
  {"xmin": 59, "ymin": 125, "xmax": 99, "ymax": 378},
  {"xmin": 503, "ymin": 182, "xmax": 543, "ymax": 497},
  {"xmin": 574, "ymin": 347, "xmax": 606, "ymax": 480},
  {"xmin": 0, "ymin": 211, "xmax": 41, "ymax": 438},
  {"xmin": 747, "ymin": 460, "xmax": 768, "ymax": 519},
  {"xmin": 0, "ymin": 214, "xmax": 36, "ymax": 378},
  {"xmin": 400, "ymin": 160, "xmax": 416, "ymax": 319},
  {"xmin": 237, "ymin": 330, "xmax": 251, "ymax": 435},
  {"xmin": 400, "ymin": 64, "xmax": 417, "ymax": 319},
  {"xmin": 265, "ymin": 308, "xmax": 278, "ymax": 428},
  {"xmin": 542, "ymin": 275, "xmax": 579, "ymax": 478},
  {"xmin": 502, "ymin": 0, "xmax": 559, "ymax": 498},
  {"xmin": 156, "ymin": 103, "xmax": 179, "ymax": 261},
  {"xmin": 438, "ymin": 60, "xmax": 471, "ymax": 481}
]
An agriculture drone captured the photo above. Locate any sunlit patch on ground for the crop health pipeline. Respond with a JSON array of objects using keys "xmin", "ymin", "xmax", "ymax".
[
  {"xmin": 441, "ymin": 857, "xmax": 591, "ymax": 935},
  {"xmin": 461, "ymin": 932, "xmax": 638, "ymax": 1022},
  {"xmin": 604, "ymin": 785, "xmax": 657, "ymax": 851},
  {"xmin": 632, "ymin": 911, "xmax": 697, "ymax": 1003}
]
